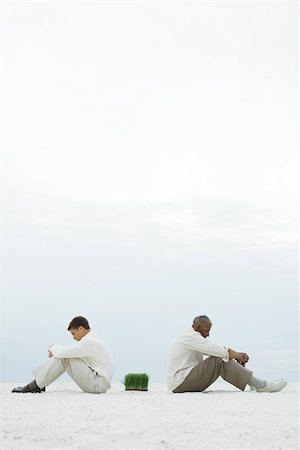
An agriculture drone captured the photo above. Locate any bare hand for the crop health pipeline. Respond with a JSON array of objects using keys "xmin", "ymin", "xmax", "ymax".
[
  {"xmin": 228, "ymin": 348, "xmax": 248, "ymax": 366},
  {"xmin": 241, "ymin": 352, "xmax": 249, "ymax": 364},
  {"xmin": 235, "ymin": 352, "xmax": 249, "ymax": 366},
  {"xmin": 235, "ymin": 353, "xmax": 244, "ymax": 365},
  {"xmin": 48, "ymin": 345, "xmax": 53, "ymax": 358}
]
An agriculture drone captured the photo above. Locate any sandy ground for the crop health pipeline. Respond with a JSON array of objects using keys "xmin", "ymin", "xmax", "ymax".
[{"xmin": 0, "ymin": 382, "xmax": 298, "ymax": 450}]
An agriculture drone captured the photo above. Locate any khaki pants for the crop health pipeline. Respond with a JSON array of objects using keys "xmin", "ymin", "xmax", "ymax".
[
  {"xmin": 173, "ymin": 357, "xmax": 253, "ymax": 393},
  {"xmin": 33, "ymin": 357, "xmax": 110, "ymax": 394}
]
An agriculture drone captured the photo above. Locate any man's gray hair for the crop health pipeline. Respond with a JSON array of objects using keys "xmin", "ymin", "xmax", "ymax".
[{"xmin": 193, "ymin": 315, "xmax": 211, "ymax": 327}]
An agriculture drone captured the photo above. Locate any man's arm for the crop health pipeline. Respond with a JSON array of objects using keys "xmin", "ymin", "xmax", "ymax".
[
  {"xmin": 184, "ymin": 333, "xmax": 230, "ymax": 361},
  {"xmin": 49, "ymin": 339, "xmax": 95, "ymax": 359},
  {"xmin": 180, "ymin": 331, "xmax": 249, "ymax": 365}
]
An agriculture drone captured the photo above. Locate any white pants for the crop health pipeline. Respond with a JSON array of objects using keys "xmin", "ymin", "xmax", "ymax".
[{"xmin": 33, "ymin": 357, "xmax": 110, "ymax": 394}]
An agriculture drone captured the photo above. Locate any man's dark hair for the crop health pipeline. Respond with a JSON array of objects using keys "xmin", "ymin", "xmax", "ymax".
[{"xmin": 68, "ymin": 316, "xmax": 90, "ymax": 330}]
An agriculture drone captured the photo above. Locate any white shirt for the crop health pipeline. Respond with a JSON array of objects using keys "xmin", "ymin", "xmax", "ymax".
[
  {"xmin": 50, "ymin": 331, "xmax": 113, "ymax": 384},
  {"xmin": 167, "ymin": 327, "xmax": 229, "ymax": 391}
]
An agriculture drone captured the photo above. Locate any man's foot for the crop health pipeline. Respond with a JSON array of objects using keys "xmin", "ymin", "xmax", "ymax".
[
  {"xmin": 12, "ymin": 380, "xmax": 45, "ymax": 393},
  {"xmin": 257, "ymin": 378, "xmax": 287, "ymax": 393}
]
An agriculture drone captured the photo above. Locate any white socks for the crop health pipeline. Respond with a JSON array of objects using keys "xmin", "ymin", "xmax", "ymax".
[{"xmin": 248, "ymin": 375, "xmax": 266, "ymax": 390}]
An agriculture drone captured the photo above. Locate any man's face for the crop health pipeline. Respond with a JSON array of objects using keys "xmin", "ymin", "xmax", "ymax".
[
  {"xmin": 196, "ymin": 321, "xmax": 212, "ymax": 338},
  {"xmin": 69, "ymin": 327, "xmax": 86, "ymax": 341}
]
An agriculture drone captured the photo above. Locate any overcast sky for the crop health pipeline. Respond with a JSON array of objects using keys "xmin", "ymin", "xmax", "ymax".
[{"xmin": 1, "ymin": 0, "xmax": 298, "ymax": 383}]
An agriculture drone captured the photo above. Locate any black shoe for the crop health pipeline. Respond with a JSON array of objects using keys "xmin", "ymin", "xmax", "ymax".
[{"xmin": 12, "ymin": 380, "xmax": 45, "ymax": 393}]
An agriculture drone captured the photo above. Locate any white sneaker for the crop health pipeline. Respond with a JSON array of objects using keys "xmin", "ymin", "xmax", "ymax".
[{"xmin": 257, "ymin": 378, "xmax": 287, "ymax": 393}]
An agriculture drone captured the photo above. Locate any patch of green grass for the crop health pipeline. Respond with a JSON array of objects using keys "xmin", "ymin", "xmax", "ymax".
[{"xmin": 123, "ymin": 373, "xmax": 149, "ymax": 391}]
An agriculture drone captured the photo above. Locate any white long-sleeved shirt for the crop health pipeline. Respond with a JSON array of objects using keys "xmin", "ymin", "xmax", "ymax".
[
  {"xmin": 167, "ymin": 328, "xmax": 229, "ymax": 391},
  {"xmin": 50, "ymin": 331, "xmax": 113, "ymax": 384}
]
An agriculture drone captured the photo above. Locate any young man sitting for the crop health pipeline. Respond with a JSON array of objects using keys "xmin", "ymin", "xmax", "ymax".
[{"xmin": 12, "ymin": 316, "xmax": 113, "ymax": 394}]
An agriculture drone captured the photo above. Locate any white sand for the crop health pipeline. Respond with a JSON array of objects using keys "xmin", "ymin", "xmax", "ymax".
[{"xmin": 1, "ymin": 382, "xmax": 298, "ymax": 450}]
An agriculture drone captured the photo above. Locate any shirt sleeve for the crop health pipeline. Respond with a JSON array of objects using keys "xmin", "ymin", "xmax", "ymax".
[
  {"xmin": 184, "ymin": 333, "xmax": 229, "ymax": 362},
  {"xmin": 50, "ymin": 339, "xmax": 95, "ymax": 359}
]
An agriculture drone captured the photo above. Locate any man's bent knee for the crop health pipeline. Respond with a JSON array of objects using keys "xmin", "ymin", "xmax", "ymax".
[
  {"xmin": 207, "ymin": 356, "xmax": 224, "ymax": 367},
  {"xmin": 60, "ymin": 358, "xmax": 70, "ymax": 369}
]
